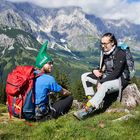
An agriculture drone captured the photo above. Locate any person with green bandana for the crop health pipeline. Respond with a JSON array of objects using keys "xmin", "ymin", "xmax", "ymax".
[{"xmin": 35, "ymin": 40, "xmax": 73, "ymax": 121}]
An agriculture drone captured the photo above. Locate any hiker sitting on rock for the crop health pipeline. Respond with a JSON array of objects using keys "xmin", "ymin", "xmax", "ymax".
[
  {"xmin": 35, "ymin": 40, "xmax": 73, "ymax": 121},
  {"xmin": 74, "ymin": 32, "xmax": 130, "ymax": 120}
]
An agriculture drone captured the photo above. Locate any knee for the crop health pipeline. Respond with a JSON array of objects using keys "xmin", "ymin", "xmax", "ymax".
[
  {"xmin": 81, "ymin": 73, "xmax": 88, "ymax": 81},
  {"xmin": 81, "ymin": 73, "xmax": 85, "ymax": 81},
  {"xmin": 101, "ymin": 81, "xmax": 110, "ymax": 87},
  {"xmin": 100, "ymin": 82, "xmax": 109, "ymax": 91},
  {"xmin": 64, "ymin": 95, "xmax": 73, "ymax": 106},
  {"xmin": 68, "ymin": 95, "xmax": 73, "ymax": 103}
]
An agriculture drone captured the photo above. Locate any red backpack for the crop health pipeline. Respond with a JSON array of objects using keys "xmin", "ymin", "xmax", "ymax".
[{"xmin": 6, "ymin": 66, "xmax": 42, "ymax": 120}]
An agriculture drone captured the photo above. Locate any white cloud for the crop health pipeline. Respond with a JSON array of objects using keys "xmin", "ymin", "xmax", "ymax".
[{"xmin": 8, "ymin": 0, "xmax": 140, "ymax": 24}]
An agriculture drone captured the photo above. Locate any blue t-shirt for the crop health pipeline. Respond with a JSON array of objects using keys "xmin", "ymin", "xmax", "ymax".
[{"xmin": 35, "ymin": 73, "xmax": 62, "ymax": 105}]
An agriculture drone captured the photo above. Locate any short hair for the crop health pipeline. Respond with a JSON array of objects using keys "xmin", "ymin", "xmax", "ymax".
[{"xmin": 102, "ymin": 33, "xmax": 117, "ymax": 46}]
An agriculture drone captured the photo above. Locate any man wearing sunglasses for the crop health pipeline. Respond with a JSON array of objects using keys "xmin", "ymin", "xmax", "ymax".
[
  {"xmin": 74, "ymin": 33, "xmax": 129, "ymax": 120},
  {"xmin": 35, "ymin": 41, "xmax": 73, "ymax": 121}
]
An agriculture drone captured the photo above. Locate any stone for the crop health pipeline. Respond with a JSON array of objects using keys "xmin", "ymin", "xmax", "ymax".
[
  {"xmin": 121, "ymin": 83, "xmax": 140, "ymax": 108},
  {"xmin": 72, "ymin": 100, "xmax": 82, "ymax": 109}
]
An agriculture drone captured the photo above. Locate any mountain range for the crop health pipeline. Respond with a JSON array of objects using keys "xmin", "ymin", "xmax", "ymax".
[
  {"xmin": 0, "ymin": 0, "xmax": 140, "ymax": 84},
  {"xmin": 1, "ymin": 1, "xmax": 140, "ymax": 50}
]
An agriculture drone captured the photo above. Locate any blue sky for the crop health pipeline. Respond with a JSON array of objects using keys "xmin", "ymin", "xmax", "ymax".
[
  {"xmin": 128, "ymin": 0, "xmax": 140, "ymax": 3},
  {"xmin": 8, "ymin": 0, "xmax": 140, "ymax": 25}
]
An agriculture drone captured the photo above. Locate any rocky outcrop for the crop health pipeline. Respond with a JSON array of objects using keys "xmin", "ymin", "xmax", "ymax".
[{"xmin": 121, "ymin": 83, "xmax": 140, "ymax": 108}]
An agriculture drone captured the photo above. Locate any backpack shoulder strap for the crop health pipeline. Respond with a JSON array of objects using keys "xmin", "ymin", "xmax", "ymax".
[
  {"xmin": 34, "ymin": 69, "xmax": 44, "ymax": 78},
  {"xmin": 111, "ymin": 46, "xmax": 120, "ymax": 61}
]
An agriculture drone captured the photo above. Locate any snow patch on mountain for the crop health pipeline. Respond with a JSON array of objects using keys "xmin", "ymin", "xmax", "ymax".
[
  {"xmin": 25, "ymin": 46, "xmax": 38, "ymax": 51},
  {"xmin": 8, "ymin": 45, "xmax": 14, "ymax": 50}
]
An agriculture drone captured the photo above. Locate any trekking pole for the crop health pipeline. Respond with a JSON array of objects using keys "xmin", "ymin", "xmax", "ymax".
[
  {"xmin": 97, "ymin": 50, "xmax": 104, "ymax": 83},
  {"xmin": 99, "ymin": 50, "xmax": 103, "ymax": 72}
]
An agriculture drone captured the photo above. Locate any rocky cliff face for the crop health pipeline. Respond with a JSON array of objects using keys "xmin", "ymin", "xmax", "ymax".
[{"xmin": 1, "ymin": 1, "xmax": 140, "ymax": 52}]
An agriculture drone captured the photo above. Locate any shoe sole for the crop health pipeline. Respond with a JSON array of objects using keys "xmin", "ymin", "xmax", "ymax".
[{"xmin": 73, "ymin": 112, "xmax": 82, "ymax": 121}]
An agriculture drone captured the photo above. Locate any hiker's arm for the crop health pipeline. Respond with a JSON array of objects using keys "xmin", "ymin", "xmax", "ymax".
[
  {"xmin": 60, "ymin": 88, "xmax": 71, "ymax": 96},
  {"xmin": 49, "ymin": 78, "xmax": 70, "ymax": 96},
  {"xmin": 99, "ymin": 50, "xmax": 126, "ymax": 84},
  {"xmin": 93, "ymin": 69, "xmax": 103, "ymax": 78},
  {"xmin": 92, "ymin": 55, "xmax": 104, "ymax": 78}
]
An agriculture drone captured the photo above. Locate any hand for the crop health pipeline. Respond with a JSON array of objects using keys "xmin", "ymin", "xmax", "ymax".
[
  {"xmin": 96, "ymin": 82, "xmax": 101, "ymax": 91},
  {"xmin": 93, "ymin": 70, "xmax": 103, "ymax": 78},
  {"xmin": 61, "ymin": 88, "xmax": 71, "ymax": 96}
]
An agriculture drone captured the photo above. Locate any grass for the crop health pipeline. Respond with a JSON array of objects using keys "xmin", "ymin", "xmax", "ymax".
[{"xmin": 0, "ymin": 103, "xmax": 140, "ymax": 140}]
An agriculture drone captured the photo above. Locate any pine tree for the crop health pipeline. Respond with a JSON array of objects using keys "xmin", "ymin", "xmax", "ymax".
[
  {"xmin": 53, "ymin": 69, "xmax": 70, "ymax": 90},
  {"xmin": 0, "ymin": 84, "xmax": 6, "ymax": 104},
  {"xmin": 70, "ymin": 79, "xmax": 85, "ymax": 102}
]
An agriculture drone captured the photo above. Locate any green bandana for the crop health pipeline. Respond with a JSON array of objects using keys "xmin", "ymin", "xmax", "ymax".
[{"xmin": 35, "ymin": 40, "xmax": 53, "ymax": 69}]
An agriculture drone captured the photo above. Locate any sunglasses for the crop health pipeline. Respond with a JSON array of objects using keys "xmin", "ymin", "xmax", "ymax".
[
  {"xmin": 47, "ymin": 61, "xmax": 53, "ymax": 65},
  {"xmin": 100, "ymin": 41, "xmax": 111, "ymax": 46}
]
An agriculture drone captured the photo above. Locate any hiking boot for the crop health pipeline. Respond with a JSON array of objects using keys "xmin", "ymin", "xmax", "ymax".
[{"xmin": 73, "ymin": 106, "xmax": 95, "ymax": 120}]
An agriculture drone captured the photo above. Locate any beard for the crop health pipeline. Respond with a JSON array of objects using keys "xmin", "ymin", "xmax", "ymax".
[{"xmin": 43, "ymin": 67, "xmax": 53, "ymax": 73}]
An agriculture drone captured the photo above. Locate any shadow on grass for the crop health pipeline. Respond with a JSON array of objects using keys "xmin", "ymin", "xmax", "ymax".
[
  {"xmin": 89, "ymin": 91, "xmax": 119, "ymax": 118},
  {"xmin": 99, "ymin": 91, "xmax": 119, "ymax": 112}
]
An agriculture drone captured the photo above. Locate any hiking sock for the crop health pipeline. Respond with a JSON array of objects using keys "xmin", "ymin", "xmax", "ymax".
[
  {"xmin": 86, "ymin": 101, "xmax": 92, "ymax": 107},
  {"xmin": 87, "ymin": 95, "xmax": 92, "ymax": 100}
]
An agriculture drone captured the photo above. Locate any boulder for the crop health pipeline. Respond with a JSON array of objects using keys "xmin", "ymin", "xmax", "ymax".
[
  {"xmin": 121, "ymin": 83, "xmax": 140, "ymax": 108},
  {"xmin": 72, "ymin": 100, "xmax": 82, "ymax": 109}
]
